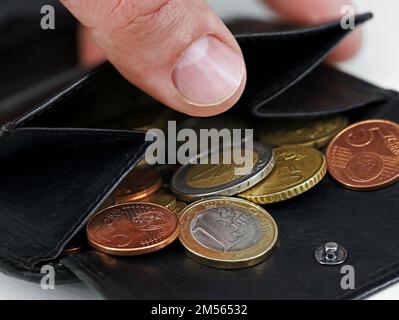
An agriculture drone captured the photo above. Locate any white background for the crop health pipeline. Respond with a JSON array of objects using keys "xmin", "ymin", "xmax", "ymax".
[{"xmin": 0, "ymin": 0, "xmax": 398, "ymax": 300}]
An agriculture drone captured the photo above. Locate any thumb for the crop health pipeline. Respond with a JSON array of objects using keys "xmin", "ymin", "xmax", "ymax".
[{"xmin": 60, "ymin": 0, "xmax": 247, "ymax": 117}]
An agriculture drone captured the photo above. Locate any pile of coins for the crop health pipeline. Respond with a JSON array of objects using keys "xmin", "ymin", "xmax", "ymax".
[{"xmin": 78, "ymin": 111, "xmax": 399, "ymax": 270}]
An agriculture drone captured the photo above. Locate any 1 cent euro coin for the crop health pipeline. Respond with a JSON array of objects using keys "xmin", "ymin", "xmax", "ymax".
[
  {"xmin": 326, "ymin": 119, "xmax": 399, "ymax": 190},
  {"xmin": 239, "ymin": 146, "xmax": 327, "ymax": 204},
  {"xmin": 87, "ymin": 203, "xmax": 179, "ymax": 256},
  {"xmin": 170, "ymin": 142, "xmax": 275, "ymax": 202},
  {"xmin": 179, "ymin": 197, "xmax": 278, "ymax": 269}
]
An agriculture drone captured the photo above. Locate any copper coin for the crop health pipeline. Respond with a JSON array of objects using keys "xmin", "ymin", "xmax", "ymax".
[
  {"xmin": 114, "ymin": 167, "xmax": 162, "ymax": 203},
  {"xmin": 62, "ymin": 245, "xmax": 86, "ymax": 256},
  {"xmin": 61, "ymin": 231, "xmax": 90, "ymax": 257},
  {"xmin": 326, "ymin": 119, "xmax": 399, "ymax": 190},
  {"xmin": 86, "ymin": 203, "xmax": 179, "ymax": 256}
]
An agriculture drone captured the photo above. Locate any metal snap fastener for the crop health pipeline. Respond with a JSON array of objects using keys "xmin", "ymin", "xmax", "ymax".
[{"xmin": 314, "ymin": 242, "xmax": 347, "ymax": 265}]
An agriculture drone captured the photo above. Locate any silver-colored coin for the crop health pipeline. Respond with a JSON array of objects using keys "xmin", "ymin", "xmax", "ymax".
[
  {"xmin": 170, "ymin": 142, "xmax": 275, "ymax": 202},
  {"xmin": 178, "ymin": 197, "xmax": 278, "ymax": 269},
  {"xmin": 191, "ymin": 206, "xmax": 262, "ymax": 252}
]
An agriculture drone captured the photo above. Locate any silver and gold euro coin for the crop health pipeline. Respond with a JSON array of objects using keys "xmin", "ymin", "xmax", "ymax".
[
  {"xmin": 179, "ymin": 197, "xmax": 278, "ymax": 269},
  {"xmin": 170, "ymin": 142, "xmax": 275, "ymax": 202}
]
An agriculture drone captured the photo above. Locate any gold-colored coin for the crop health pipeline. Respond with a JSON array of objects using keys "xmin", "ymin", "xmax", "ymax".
[
  {"xmin": 260, "ymin": 115, "xmax": 348, "ymax": 149},
  {"xmin": 141, "ymin": 189, "xmax": 178, "ymax": 212},
  {"xmin": 173, "ymin": 201, "xmax": 188, "ymax": 219},
  {"xmin": 179, "ymin": 197, "xmax": 278, "ymax": 269},
  {"xmin": 239, "ymin": 146, "xmax": 327, "ymax": 204}
]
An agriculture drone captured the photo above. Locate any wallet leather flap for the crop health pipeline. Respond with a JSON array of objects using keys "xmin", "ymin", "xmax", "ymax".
[
  {"xmin": 0, "ymin": 126, "xmax": 149, "ymax": 271},
  {"xmin": 251, "ymin": 64, "xmax": 394, "ymax": 118},
  {"xmin": 234, "ymin": 13, "xmax": 390, "ymax": 117}
]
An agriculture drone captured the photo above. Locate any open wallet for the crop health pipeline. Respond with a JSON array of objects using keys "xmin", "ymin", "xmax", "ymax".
[{"xmin": 0, "ymin": 12, "xmax": 399, "ymax": 300}]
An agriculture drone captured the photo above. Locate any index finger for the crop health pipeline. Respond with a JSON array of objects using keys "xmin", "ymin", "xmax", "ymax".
[{"xmin": 263, "ymin": 0, "xmax": 362, "ymax": 61}]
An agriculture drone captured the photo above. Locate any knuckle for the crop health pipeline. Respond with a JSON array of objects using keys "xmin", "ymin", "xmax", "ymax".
[{"xmin": 97, "ymin": 0, "xmax": 182, "ymax": 36}]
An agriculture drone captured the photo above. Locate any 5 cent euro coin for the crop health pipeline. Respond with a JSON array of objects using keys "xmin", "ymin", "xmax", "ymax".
[
  {"xmin": 326, "ymin": 119, "xmax": 399, "ymax": 190},
  {"xmin": 178, "ymin": 197, "xmax": 278, "ymax": 269},
  {"xmin": 87, "ymin": 203, "xmax": 179, "ymax": 256}
]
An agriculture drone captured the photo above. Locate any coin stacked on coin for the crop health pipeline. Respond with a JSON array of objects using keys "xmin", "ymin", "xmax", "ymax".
[
  {"xmin": 81, "ymin": 111, "xmax": 399, "ymax": 269},
  {"xmin": 170, "ymin": 142, "xmax": 276, "ymax": 201}
]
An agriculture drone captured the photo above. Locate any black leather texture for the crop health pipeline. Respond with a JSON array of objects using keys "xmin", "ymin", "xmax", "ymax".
[{"xmin": 0, "ymin": 13, "xmax": 398, "ymax": 299}]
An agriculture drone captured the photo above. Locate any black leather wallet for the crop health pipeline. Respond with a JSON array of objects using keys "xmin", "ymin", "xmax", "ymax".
[{"xmin": 1, "ymin": 13, "xmax": 398, "ymax": 299}]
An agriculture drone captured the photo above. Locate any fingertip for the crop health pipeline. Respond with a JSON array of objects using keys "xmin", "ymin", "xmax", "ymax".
[
  {"xmin": 175, "ymin": 67, "xmax": 247, "ymax": 117},
  {"xmin": 171, "ymin": 35, "xmax": 246, "ymax": 107},
  {"xmin": 264, "ymin": 0, "xmax": 363, "ymax": 61}
]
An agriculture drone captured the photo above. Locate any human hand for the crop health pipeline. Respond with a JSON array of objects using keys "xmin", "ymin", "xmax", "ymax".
[{"xmin": 61, "ymin": 0, "xmax": 362, "ymax": 117}]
